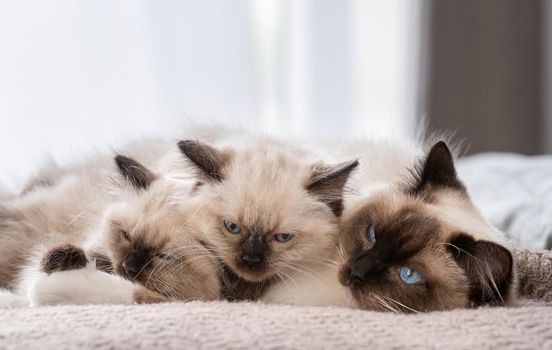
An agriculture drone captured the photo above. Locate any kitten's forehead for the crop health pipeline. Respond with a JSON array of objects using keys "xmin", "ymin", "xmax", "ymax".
[
  {"xmin": 112, "ymin": 182, "xmax": 205, "ymax": 245},
  {"xmin": 228, "ymin": 141, "xmax": 314, "ymax": 184},
  {"xmin": 213, "ymin": 141, "xmax": 329, "ymax": 227}
]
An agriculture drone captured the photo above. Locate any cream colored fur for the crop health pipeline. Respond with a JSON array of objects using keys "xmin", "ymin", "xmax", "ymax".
[
  {"xmin": 2, "ymin": 128, "xmax": 351, "ymax": 306},
  {"xmin": 0, "ymin": 138, "xmax": 207, "ymax": 305},
  {"xmin": 1, "ymin": 127, "xmax": 513, "ymax": 309}
]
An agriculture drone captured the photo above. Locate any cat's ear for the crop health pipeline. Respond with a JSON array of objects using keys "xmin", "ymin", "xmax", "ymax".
[
  {"xmin": 448, "ymin": 233, "xmax": 513, "ymax": 305},
  {"xmin": 177, "ymin": 140, "xmax": 231, "ymax": 182},
  {"xmin": 410, "ymin": 141, "xmax": 464, "ymax": 194},
  {"xmin": 115, "ymin": 155, "xmax": 157, "ymax": 191},
  {"xmin": 306, "ymin": 160, "xmax": 359, "ymax": 216}
]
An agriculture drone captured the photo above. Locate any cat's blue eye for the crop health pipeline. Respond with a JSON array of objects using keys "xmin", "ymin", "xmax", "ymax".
[
  {"xmin": 274, "ymin": 233, "xmax": 294, "ymax": 243},
  {"xmin": 158, "ymin": 253, "xmax": 173, "ymax": 261},
  {"xmin": 224, "ymin": 220, "xmax": 241, "ymax": 234},
  {"xmin": 367, "ymin": 225, "xmax": 376, "ymax": 244},
  {"xmin": 399, "ymin": 266, "xmax": 421, "ymax": 284}
]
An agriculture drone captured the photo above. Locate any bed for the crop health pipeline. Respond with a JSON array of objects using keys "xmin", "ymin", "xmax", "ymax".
[{"xmin": 1, "ymin": 153, "xmax": 551, "ymax": 349}]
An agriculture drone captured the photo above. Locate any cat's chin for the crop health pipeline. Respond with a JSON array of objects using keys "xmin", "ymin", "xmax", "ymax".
[{"xmin": 230, "ymin": 264, "xmax": 273, "ymax": 283}]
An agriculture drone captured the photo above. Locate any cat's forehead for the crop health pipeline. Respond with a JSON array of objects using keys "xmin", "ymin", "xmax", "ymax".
[
  {"xmin": 214, "ymin": 149, "xmax": 325, "ymax": 222},
  {"xmin": 344, "ymin": 196, "xmax": 446, "ymax": 254},
  {"xmin": 373, "ymin": 207, "xmax": 442, "ymax": 259},
  {"xmin": 227, "ymin": 144, "xmax": 314, "ymax": 183}
]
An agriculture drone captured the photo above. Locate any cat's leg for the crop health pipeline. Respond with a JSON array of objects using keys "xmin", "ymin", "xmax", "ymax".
[
  {"xmin": 30, "ymin": 266, "xmax": 136, "ymax": 305},
  {"xmin": 40, "ymin": 244, "xmax": 114, "ymax": 274},
  {"xmin": 30, "ymin": 267, "xmax": 170, "ymax": 305},
  {"xmin": 31, "ymin": 244, "xmax": 169, "ymax": 305}
]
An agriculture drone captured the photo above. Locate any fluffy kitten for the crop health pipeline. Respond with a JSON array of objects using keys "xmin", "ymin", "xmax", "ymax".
[
  {"xmin": 1, "ymin": 153, "xmax": 220, "ymax": 305},
  {"xmin": 87, "ymin": 156, "xmax": 220, "ymax": 302},
  {"xmin": 173, "ymin": 134, "xmax": 358, "ymax": 300},
  {"xmin": 337, "ymin": 141, "xmax": 515, "ymax": 312}
]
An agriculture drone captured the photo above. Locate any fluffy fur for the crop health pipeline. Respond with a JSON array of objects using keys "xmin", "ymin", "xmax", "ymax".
[
  {"xmin": 336, "ymin": 140, "xmax": 515, "ymax": 312},
  {"xmin": 172, "ymin": 133, "xmax": 358, "ymax": 302},
  {"xmin": 1, "ymin": 127, "xmax": 515, "ymax": 312},
  {"xmin": 261, "ymin": 137, "xmax": 515, "ymax": 312},
  {"xmin": 0, "ymin": 147, "xmax": 221, "ymax": 305}
]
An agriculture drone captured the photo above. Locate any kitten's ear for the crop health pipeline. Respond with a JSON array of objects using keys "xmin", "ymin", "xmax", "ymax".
[
  {"xmin": 115, "ymin": 155, "xmax": 157, "ymax": 191},
  {"xmin": 448, "ymin": 233, "xmax": 513, "ymax": 305},
  {"xmin": 410, "ymin": 141, "xmax": 464, "ymax": 194},
  {"xmin": 306, "ymin": 160, "xmax": 359, "ymax": 216},
  {"xmin": 178, "ymin": 140, "xmax": 230, "ymax": 182}
]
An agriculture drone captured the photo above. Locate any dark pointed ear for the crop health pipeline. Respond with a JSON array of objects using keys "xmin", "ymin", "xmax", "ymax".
[
  {"xmin": 306, "ymin": 160, "xmax": 359, "ymax": 217},
  {"xmin": 410, "ymin": 141, "xmax": 464, "ymax": 194},
  {"xmin": 177, "ymin": 140, "xmax": 230, "ymax": 182},
  {"xmin": 114, "ymin": 155, "xmax": 157, "ymax": 191},
  {"xmin": 448, "ymin": 233, "xmax": 513, "ymax": 306}
]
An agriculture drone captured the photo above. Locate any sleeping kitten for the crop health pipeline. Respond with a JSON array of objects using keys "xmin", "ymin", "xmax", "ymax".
[
  {"xmin": 174, "ymin": 134, "xmax": 358, "ymax": 300},
  {"xmin": 337, "ymin": 141, "xmax": 515, "ymax": 312},
  {"xmin": 2, "ymin": 154, "xmax": 220, "ymax": 305}
]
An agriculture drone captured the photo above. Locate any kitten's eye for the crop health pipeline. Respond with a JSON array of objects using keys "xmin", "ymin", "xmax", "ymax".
[
  {"xmin": 367, "ymin": 225, "xmax": 376, "ymax": 244},
  {"xmin": 274, "ymin": 233, "xmax": 294, "ymax": 243},
  {"xmin": 157, "ymin": 253, "xmax": 173, "ymax": 261},
  {"xmin": 399, "ymin": 266, "xmax": 421, "ymax": 284},
  {"xmin": 224, "ymin": 220, "xmax": 241, "ymax": 234},
  {"xmin": 122, "ymin": 231, "xmax": 132, "ymax": 242}
]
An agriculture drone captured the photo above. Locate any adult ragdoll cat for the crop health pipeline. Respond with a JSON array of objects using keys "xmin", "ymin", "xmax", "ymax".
[
  {"xmin": 0, "ymin": 153, "xmax": 220, "ymax": 306},
  {"xmin": 338, "ymin": 141, "xmax": 515, "ymax": 312},
  {"xmin": 263, "ymin": 139, "xmax": 516, "ymax": 312}
]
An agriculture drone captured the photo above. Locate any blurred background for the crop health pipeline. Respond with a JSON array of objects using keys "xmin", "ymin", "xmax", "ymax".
[{"xmin": 0, "ymin": 0, "xmax": 550, "ymax": 189}]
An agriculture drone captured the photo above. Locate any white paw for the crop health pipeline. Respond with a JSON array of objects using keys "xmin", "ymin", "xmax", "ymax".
[{"xmin": 30, "ymin": 265, "xmax": 137, "ymax": 306}]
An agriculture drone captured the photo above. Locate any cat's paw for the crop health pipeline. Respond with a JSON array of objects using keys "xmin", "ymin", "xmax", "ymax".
[
  {"xmin": 30, "ymin": 266, "xmax": 137, "ymax": 306},
  {"xmin": 133, "ymin": 286, "xmax": 169, "ymax": 304},
  {"xmin": 40, "ymin": 244, "xmax": 88, "ymax": 274}
]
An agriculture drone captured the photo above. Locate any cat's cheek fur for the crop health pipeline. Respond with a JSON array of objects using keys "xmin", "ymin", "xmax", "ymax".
[{"xmin": 29, "ymin": 265, "xmax": 137, "ymax": 306}]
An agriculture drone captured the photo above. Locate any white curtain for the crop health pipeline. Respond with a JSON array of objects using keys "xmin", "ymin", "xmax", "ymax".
[{"xmin": 0, "ymin": 0, "xmax": 423, "ymax": 189}]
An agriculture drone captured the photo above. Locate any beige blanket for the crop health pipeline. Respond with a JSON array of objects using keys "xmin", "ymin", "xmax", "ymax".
[{"xmin": 0, "ymin": 248, "xmax": 550, "ymax": 350}]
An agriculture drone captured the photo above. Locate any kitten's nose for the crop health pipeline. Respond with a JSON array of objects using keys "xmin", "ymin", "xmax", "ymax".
[
  {"xmin": 123, "ymin": 251, "xmax": 148, "ymax": 277},
  {"xmin": 240, "ymin": 234, "xmax": 265, "ymax": 266},
  {"xmin": 241, "ymin": 254, "xmax": 263, "ymax": 265}
]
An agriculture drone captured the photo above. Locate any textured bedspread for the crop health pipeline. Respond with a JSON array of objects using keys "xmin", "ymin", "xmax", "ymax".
[
  {"xmin": 0, "ymin": 153, "xmax": 551, "ymax": 349},
  {"xmin": 1, "ymin": 301, "xmax": 551, "ymax": 350},
  {"xmin": 0, "ymin": 249, "xmax": 550, "ymax": 349}
]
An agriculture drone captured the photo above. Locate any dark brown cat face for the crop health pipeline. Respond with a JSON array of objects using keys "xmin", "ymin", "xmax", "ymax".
[
  {"xmin": 339, "ymin": 142, "xmax": 513, "ymax": 312},
  {"xmin": 104, "ymin": 155, "xmax": 221, "ymax": 301}
]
